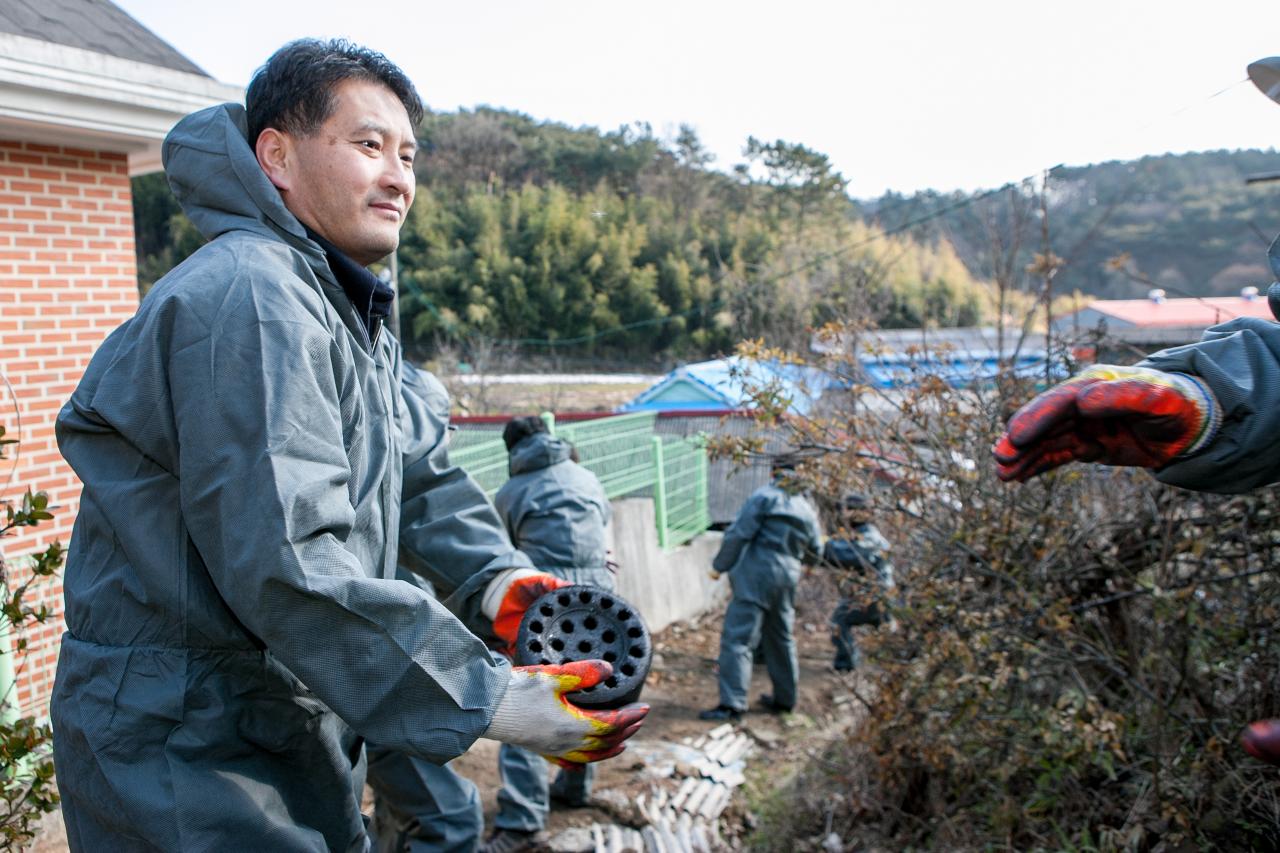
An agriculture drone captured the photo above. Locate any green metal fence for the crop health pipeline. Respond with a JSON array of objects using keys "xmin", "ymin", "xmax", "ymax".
[
  {"xmin": 652, "ymin": 435, "xmax": 711, "ymax": 548},
  {"xmin": 449, "ymin": 412, "xmax": 709, "ymax": 549},
  {"xmin": 447, "ymin": 435, "xmax": 509, "ymax": 497},
  {"xmin": 557, "ymin": 412, "xmax": 657, "ymax": 499}
]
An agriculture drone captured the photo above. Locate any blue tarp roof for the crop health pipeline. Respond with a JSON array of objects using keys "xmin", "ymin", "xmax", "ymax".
[
  {"xmin": 620, "ymin": 356, "xmax": 834, "ymax": 415},
  {"xmin": 623, "ymin": 344, "xmax": 1056, "ymax": 413}
]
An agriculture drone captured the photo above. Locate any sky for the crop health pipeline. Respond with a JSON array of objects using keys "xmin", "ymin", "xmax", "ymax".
[{"xmin": 115, "ymin": 0, "xmax": 1280, "ymax": 199}]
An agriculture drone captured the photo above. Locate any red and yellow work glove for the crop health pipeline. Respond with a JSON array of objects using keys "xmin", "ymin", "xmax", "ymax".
[
  {"xmin": 483, "ymin": 569, "xmax": 572, "ymax": 656},
  {"xmin": 993, "ymin": 365, "xmax": 1220, "ymax": 482},
  {"xmin": 483, "ymin": 661, "xmax": 650, "ymax": 768}
]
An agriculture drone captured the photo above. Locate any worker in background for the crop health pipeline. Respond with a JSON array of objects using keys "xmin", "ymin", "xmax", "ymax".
[
  {"xmin": 823, "ymin": 493, "xmax": 895, "ymax": 672},
  {"xmin": 51, "ymin": 39, "xmax": 646, "ymax": 851},
  {"xmin": 483, "ymin": 415, "xmax": 615, "ymax": 852},
  {"xmin": 700, "ymin": 457, "xmax": 823, "ymax": 722}
]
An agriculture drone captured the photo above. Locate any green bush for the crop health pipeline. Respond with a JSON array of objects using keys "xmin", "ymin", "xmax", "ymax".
[{"xmin": 1, "ymin": 422, "xmax": 63, "ymax": 847}]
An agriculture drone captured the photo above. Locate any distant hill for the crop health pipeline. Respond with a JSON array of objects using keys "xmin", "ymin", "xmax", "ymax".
[{"xmin": 864, "ymin": 149, "xmax": 1280, "ymax": 301}]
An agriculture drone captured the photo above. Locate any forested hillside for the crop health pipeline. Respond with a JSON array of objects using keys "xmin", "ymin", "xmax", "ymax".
[
  {"xmin": 133, "ymin": 111, "xmax": 1280, "ymax": 361},
  {"xmin": 869, "ymin": 149, "xmax": 1280, "ymax": 302},
  {"xmin": 131, "ymin": 109, "xmax": 989, "ymax": 362}
]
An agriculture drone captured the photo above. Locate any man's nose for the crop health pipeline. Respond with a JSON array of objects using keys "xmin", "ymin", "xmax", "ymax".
[{"xmin": 381, "ymin": 154, "xmax": 413, "ymax": 197}]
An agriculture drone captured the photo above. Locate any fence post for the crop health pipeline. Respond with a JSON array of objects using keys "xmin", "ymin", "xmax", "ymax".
[
  {"xmin": 651, "ymin": 436, "xmax": 668, "ymax": 549},
  {"xmin": 695, "ymin": 435, "xmax": 709, "ymax": 529},
  {"xmin": 540, "ymin": 411, "xmax": 556, "ymax": 436}
]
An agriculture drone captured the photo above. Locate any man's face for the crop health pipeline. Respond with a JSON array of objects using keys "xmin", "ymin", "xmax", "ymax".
[{"xmin": 265, "ymin": 78, "xmax": 417, "ymax": 266}]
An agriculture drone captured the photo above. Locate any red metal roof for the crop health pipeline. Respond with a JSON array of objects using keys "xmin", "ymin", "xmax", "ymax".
[{"xmin": 1083, "ymin": 296, "xmax": 1274, "ymax": 328}]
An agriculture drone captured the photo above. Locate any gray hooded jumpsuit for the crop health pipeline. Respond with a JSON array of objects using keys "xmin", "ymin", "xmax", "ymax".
[
  {"xmin": 712, "ymin": 481, "xmax": 822, "ymax": 712},
  {"xmin": 51, "ymin": 103, "xmax": 532, "ymax": 851},
  {"xmin": 491, "ymin": 431, "xmax": 612, "ymax": 830}
]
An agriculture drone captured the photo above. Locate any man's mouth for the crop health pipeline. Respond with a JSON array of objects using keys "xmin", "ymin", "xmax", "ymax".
[{"xmin": 370, "ymin": 201, "xmax": 402, "ymax": 220}]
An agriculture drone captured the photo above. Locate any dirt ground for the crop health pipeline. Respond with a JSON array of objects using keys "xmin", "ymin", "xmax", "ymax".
[
  {"xmin": 444, "ymin": 380, "xmax": 653, "ymax": 416},
  {"xmin": 451, "ymin": 572, "xmax": 863, "ymax": 846}
]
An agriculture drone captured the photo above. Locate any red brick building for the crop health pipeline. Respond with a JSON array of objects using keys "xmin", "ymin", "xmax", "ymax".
[{"xmin": 0, "ymin": 1, "xmax": 239, "ymax": 717}]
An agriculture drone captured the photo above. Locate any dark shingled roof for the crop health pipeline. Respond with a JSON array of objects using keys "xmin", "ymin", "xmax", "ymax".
[{"xmin": 0, "ymin": 0, "xmax": 208, "ymax": 76}]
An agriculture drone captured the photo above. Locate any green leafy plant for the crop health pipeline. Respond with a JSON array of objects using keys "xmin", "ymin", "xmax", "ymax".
[{"xmin": 0, "ymin": 421, "xmax": 63, "ymax": 847}]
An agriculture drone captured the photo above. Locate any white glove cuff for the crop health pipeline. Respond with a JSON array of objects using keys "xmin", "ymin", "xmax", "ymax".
[
  {"xmin": 1168, "ymin": 372, "xmax": 1222, "ymax": 457},
  {"xmin": 480, "ymin": 568, "xmax": 541, "ymax": 622}
]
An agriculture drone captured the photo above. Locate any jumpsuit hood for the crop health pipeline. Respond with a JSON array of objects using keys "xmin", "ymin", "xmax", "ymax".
[
  {"xmin": 162, "ymin": 103, "xmax": 322, "ymax": 265},
  {"xmin": 508, "ymin": 431, "xmax": 573, "ymax": 476},
  {"xmin": 495, "ymin": 432, "xmax": 611, "ymax": 578}
]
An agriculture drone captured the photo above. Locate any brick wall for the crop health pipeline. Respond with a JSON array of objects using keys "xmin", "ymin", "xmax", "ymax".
[{"xmin": 0, "ymin": 140, "xmax": 139, "ymax": 717}]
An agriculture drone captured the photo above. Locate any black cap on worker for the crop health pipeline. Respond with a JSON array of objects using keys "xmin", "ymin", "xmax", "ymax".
[
  {"xmin": 503, "ymin": 415, "xmax": 548, "ymax": 451},
  {"xmin": 841, "ymin": 493, "xmax": 869, "ymax": 511}
]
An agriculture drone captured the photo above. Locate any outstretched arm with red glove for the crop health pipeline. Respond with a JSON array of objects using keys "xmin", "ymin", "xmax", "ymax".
[{"xmin": 993, "ymin": 365, "xmax": 1221, "ymax": 482}]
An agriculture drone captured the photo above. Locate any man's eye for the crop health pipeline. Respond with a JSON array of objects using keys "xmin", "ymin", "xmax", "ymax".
[
  {"xmin": 400, "ymin": 154, "xmax": 415, "ymax": 165},
  {"xmin": 358, "ymin": 140, "xmax": 382, "ymax": 151}
]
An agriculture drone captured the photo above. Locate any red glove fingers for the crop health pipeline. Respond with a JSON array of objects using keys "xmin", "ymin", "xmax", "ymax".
[
  {"xmin": 999, "ymin": 377, "xmax": 1099, "ymax": 452},
  {"xmin": 994, "ymin": 366, "xmax": 1219, "ymax": 482},
  {"xmin": 1241, "ymin": 719, "xmax": 1280, "ymax": 765}
]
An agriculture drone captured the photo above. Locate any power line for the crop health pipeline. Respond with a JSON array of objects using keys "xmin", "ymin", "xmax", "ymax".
[{"xmin": 397, "ymin": 76, "xmax": 1260, "ymax": 350}]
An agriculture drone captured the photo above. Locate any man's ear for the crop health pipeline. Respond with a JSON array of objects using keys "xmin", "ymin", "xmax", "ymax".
[{"xmin": 255, "ymin": 128, "xmax": 293, "ymax": 192}]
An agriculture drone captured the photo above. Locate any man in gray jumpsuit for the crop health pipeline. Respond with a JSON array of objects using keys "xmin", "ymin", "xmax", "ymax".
[
  {"xmin": 51, "ymin": 39, "xmax": 646, "ymax": 851},
  {"xmin": 484, "ymin": 416, "xmax": 614, "ymax": 852},
  {"xmin": 700, "ymin": 460, "xmax": 823, "ymax": 721}
]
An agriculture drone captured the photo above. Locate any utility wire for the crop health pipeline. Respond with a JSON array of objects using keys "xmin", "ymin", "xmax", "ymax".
[{"xmin": 397, "ymin": 76, "xmax": 1259, "ymax": 350}]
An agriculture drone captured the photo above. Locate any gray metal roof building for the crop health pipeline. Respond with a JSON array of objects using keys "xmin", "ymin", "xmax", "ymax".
[{"xmin": 0, "ymin": 0, "xmax": 207, "ymax": 76}]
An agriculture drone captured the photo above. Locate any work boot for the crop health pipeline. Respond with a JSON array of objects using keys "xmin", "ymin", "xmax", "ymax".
[
  {"xmin": 698, "ymin": 705, "xmax": 742, "ymax": 722},
  {"xmin": 549, "ymin": 770, "xmax": 590, "ymax": 808},
  {"xmin": 758, "ymin": 693, "xmax": 794, "ymax": 714},
  {"xmin": 479, "ymin": 828, "xmax": 551, "ymax": 853}
]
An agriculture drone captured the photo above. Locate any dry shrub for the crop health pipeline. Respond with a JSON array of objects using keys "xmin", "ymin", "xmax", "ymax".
[{"xmin": 725, "ymin": 335, "xmax": 1280, "ymax": 851}]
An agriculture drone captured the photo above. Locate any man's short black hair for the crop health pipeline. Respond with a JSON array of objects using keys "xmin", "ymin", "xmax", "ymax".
[
  {"xmin": 246, "ymin": 38, "xmax": 425, "ymax": 148},
  {"xmin": 503, "ymin": 415, "xmax": 548, "ymax": 452}
]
